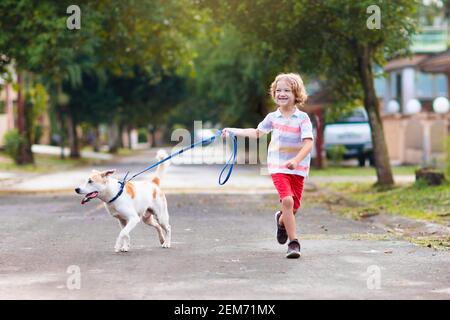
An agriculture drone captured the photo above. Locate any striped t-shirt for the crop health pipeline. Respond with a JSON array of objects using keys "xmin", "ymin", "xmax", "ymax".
[{"xmin": 257, "ymin": 107, "xmax": 314, "ymax": 177}]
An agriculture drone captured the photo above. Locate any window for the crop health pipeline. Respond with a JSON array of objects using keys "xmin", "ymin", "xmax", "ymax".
[
  {"xmin": 390, "ymin": 73, "xmax": 397, "ymax": 98},
  {"xmin": 337, "ymin": 107, "xmax": 368, "ymax": 123},
  {"xmin": 415, "ymin": 71, "xmax": 447, "ymax": 98},
  {"xmin": 416, "ymin": 72, "xmax": 434, "ymax": 98},
  {"xmin": 436, "ymin": 74, "xmax": 447, "ymax": 97}
]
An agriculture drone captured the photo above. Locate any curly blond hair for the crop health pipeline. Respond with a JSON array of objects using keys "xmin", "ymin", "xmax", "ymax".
[{"xmin": 270, "ymin": 73, "xmax": 308, "ymax": 107}]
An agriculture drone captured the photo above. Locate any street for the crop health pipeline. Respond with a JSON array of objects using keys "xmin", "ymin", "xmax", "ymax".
[
  {"xmin": 1, "ymin": 0, "xmax": 449, "ymax": 303},
  {"xmin": 0, "ymin": 192, "xmax": 449, "ymax": 299}
]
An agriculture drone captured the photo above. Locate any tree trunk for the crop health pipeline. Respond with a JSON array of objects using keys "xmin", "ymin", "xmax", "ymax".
[
  {"xmin": 57, "ymin": 106, "xmax": 66, "ymax": 159},
  {"xmin": 67, "ymin": 112, "xmax": 80, "ymax": 158},
  {"xmin": 313, "ymin": 109, "xmax": 324, "ymax": 169},
  {"xmin": 356, "ymin": 44, "xmax": 394, "ymax": 186},
  {"xmin": 118, "ymin": 123, "xmax": 125, "ymax": 149},
  {"xmin": 108, "ymin": 123, "xmax": 120, "ymax": 154},
  {"xmin": 127, "ymin": 126, "xmax": 133, "ymax": 149},
  {"xmin": 150, "ymin": 126, "xmax": 157, "ymax": 147},
  {"xmin": 93, "ymin": 126, "xmax": 100, "ymax": 152},
  {"xmin": 16, "ymin": 71, "xmax": 34, "ymax": 165}
]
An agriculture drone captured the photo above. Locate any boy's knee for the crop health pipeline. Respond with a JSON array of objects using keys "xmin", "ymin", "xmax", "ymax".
[{"xmin": 281, "ymin": 196, "xmax": 294, "ymax": 208}]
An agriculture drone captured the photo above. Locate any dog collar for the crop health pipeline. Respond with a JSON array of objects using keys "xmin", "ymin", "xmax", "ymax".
[
  {"xmin": 108, "ymin": 172, "xmax": 129, "ymax": 204},
  {"xmin": 108, "ymin": 180, "xmax": 125, "ymax": 204}
]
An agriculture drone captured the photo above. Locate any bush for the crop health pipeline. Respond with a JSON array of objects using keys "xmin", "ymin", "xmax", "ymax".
[
  {"xmin": 328, "ymin": 145, "xmax": 347, "ymax": 166},
  {"xmin": 138, "ymin": 128, "xmax": 148, "ymax": 143},
  {"xmin": 34, "ymin": 124, "xmax": 43, "ymax": 144},
  {"xmin": 4, "ymin": 129, "xmax": 24, "ymax": 164}
]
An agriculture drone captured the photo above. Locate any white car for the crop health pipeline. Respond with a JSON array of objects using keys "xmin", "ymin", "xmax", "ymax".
[{"xmin": 324, "ymin": 107, "xmax": 374, "ymax": 167}]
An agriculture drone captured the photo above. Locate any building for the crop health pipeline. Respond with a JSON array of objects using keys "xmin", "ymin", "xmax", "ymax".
[{"xmin": 381, "ymin": 24, "xmax": 449, "ymax": 165}]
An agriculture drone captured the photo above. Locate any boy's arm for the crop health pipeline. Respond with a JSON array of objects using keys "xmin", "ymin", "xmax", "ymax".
[
  {"xmin": 222, "ymin": 128, "xmax": 266, "ymax": 139},
  {"xmin": 284, "ymin": 138, "xmax": 314, "ymax": 170}
]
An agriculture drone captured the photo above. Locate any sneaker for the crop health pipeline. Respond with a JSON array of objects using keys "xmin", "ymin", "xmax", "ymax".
[
  {"xmin": 286, "ymin": 239, "xmax": 301, "ymax": 259},
  {"xmin": 275, "ymin": 211, "xmax": 288, "ymax": 244}
]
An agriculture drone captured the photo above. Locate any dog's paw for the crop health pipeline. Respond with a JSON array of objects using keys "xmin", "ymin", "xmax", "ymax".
[
  {"xmin": 120, "ymin": 244, "xmax": 130, "ymax": 252},
  {"xmin": 114, "ymin": 247, "xmax": 121, "ymax": 253},
  {"xmin": 162, "ymin": 242, "xmax": 171, "ymax": 248}
]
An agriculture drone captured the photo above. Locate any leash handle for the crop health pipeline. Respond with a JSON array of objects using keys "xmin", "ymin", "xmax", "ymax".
[{"xmin": 218, "ymin": 132, "xmax": 237, "ymax": 185}]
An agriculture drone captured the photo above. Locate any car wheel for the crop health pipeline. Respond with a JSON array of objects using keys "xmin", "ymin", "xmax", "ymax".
[{"xmin": 358, "ymin": 154, "xmax": 366, "ymax": 167}]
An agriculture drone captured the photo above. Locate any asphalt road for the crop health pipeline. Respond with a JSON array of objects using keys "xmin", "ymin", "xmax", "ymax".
[{"xmin": 0, "ymin": 192, "xmax": 449, "ymax": 300}]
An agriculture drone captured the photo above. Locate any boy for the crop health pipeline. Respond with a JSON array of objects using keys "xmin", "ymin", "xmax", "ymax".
[{"xmin": 222, "ymin": 73, "xmax": 314, "ymax": 258}]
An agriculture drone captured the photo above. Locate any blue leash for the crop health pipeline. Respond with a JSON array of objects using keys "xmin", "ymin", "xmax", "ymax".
[{"xmin": 108, "ymin": 129, "xmax": 237, "ymax": 203}]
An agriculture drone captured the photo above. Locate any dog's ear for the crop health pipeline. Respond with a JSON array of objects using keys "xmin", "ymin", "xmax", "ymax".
[{"xmin": 101, "ymin": 169, "xmax": 116, "ymax": 177}]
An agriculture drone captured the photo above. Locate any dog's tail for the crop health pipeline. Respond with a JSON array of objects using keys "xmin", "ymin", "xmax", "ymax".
[{"xmin": 151, "ymin": 149, "xmax": 170, "ymax": 186}]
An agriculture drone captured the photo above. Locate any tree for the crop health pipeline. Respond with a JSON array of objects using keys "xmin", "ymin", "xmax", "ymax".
[
  {"xmin": 0, "ymin": 0, "xmax": 97, "ymax": 162},
  {"xmin": 203, "ymin": 0, "xmax": 418, "ymax": 186},
  {"xmin": 166, "ymin": 23, "xmax": 284, "ymax": 134},
  {"xmin": 1, "ymin": 0, "xmax": 208, "ymax": 159}
]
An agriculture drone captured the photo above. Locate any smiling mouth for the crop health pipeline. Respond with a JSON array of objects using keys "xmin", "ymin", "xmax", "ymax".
[{"xmin": 81, "ymin": 191, "xmax": 99, "ymax": 204}]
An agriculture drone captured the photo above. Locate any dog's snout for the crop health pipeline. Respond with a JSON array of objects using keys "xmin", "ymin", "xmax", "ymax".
[{"xmin": 75, "ymin": 188, "xmax": 81, "ymax": 194}]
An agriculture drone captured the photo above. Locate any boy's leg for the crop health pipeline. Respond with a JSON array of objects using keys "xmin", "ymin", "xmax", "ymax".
[
  {"xmin": 279, "ymin": 208, "xmax": 298, "ymax": 225},
  {"xmin": 279, "ymin": 175, "xmax": 304, "ymax": 232},
  {"xmin": 280, "ymin": 196, "xmax": 297, "ymax": 241},
  {"xmin": 272, "ymin": 174, "xmax": 299, "ymax": 243}
]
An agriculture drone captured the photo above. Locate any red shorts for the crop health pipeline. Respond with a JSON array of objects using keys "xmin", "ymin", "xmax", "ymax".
[{"xmin": 271, "ymin": 173, "xmax": 305, "ymax": 211}]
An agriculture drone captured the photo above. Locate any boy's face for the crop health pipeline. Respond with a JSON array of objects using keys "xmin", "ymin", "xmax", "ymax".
[{"xmin": 275, "ymin": 80, "xmax": 295, "ymax": 108}]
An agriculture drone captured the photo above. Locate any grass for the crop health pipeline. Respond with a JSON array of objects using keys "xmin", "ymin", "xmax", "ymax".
[
  {"xmin": 0, "ymin": 151, "xmax": 106, "ymax": 174},
  {"xmin": 307, "ymin": 180, "xmax": 450, "ymax": 251},
  {"xmin": 81, "ymin": 146, "xmax": 135, "ymax": 156},
  {"xmin": 310, "ymin": 165, "xmax": 418, "ymax": 177},
  {"xmin": 116, "ymin": 148, "xmax": 136, "ymax": 157},
  {"xmin": 406, "ymin": 236, "xmax": 450, "ymax": 251},
  {"xmin": 316, "ymin": 181, "xmax": 450, "ymax": 224}
]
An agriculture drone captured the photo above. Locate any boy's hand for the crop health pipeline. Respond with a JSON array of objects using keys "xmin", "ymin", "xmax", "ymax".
[
  {"xmin": 221, "ymin": 128, "xmax": 231, "ymax": 138},
  {"xmin": 284, "ymin": 158, "xmax": 299, "ymax": 170}
]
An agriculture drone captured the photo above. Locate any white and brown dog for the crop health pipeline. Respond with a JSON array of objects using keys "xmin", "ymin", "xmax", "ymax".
[{"xmin": 75, "ymin": 150, "xmax": 171, "ymax": 252}]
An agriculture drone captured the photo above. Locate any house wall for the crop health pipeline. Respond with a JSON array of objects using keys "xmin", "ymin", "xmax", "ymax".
[
  {"xmin": 382, "ymin": 113, "xmax": 448, "ymax": 165},
  {"xmin": 0, "ymin": 114, "xmax": 7, "ymax": 147}
]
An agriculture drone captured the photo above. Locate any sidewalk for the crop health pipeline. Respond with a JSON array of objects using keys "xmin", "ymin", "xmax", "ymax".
[{"xmin": 31, "ymin": 144, "xmax": 113, "ymax": 160}]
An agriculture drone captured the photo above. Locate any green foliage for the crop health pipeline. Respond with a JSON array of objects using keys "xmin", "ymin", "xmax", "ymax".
[
  {"xmin": 34, "ymin": 124, "xmax": 44, "ymax": 145},
  {"xmin": 311, "ymin": 165, "xmax": 417, "ymax": 177},
  {"xmin": 24, "ymin": 82, "xmax": 49, "ymax": 145},
  {"xmin": 3, "ymin": 129, "xmax": 25, "ymax": 163},
  {"xmin": 324, "ymin": 181, "xmax": 450, "ymax": 224},
  {"xmin": 202, "ymin": 0, "xmax": 419, "ymax": 186},
  {"xmin": 0, "ymin": 0, "xmax": 208, "ymax": 134},
  {"xmin": 138, "ymin": 128, "xmax": 148, "ymax": 143},
  {"xmin": 328, "ymin": 145, "xmax": 347, "ymax": 166},
  {"xmin": 167, "ymin": 24, "xmax": 281, "ymax": 131},
  {"xmin": 204, "ymin": 0, "xmax": 418, "ymax": 105}
]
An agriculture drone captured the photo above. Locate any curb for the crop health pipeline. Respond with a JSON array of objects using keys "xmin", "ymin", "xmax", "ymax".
[{"xmin": 0, "ymin": 187, "xmax": 280, "ymax": 196}]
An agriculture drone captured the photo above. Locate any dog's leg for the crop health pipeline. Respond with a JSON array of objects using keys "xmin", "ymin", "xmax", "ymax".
[
  {"xmin": 116, "ymin": 217, "xmax": 130, "ymax": 252},
  {"xmin": 114, "ymin": 213, "xmax": 140, "ymax": 253},
  {"xmin": 143, "ymin": 209, "xmax": 165, "ymax": 245},
  {"xmin": 157, "ymin": 201, "xmax": 171, "ymax": 248}
]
